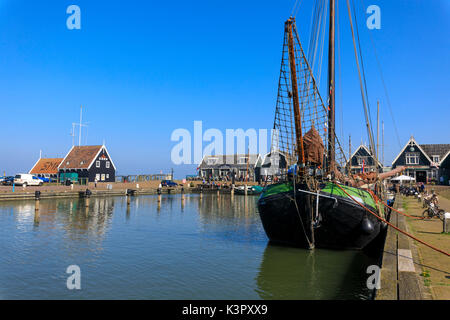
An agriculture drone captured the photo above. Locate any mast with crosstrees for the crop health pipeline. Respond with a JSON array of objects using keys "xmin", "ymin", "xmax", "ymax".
[{"xmin": 327, "ymin": 0, "xmax": 335, "ymax": 175}]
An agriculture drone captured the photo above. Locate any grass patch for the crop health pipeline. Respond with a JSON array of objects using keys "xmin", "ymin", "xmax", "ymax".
[
  {"xmin": 402, "ymin": 201, "xmax": 408, "ymax": 211},
  {"xmin": 421, "ymin": 270, "xmax": 431, "ymax": 278}
]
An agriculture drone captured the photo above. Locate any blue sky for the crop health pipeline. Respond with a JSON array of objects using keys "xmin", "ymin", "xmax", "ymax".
[{"xmin": 0, "ymin": 0, "xmax": 449, "ymax": 178}]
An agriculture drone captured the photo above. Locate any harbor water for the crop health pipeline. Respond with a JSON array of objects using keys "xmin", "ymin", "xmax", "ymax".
[{"xmin": 0, "ymin": 194, "xmax": 376, "ymax": 299}]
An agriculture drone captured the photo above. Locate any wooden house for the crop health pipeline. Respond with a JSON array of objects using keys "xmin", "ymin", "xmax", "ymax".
[
  {"xmin": 58, "ymin": 145, "xmax": 116, "ymax": 183},
  {"xmin": 198, "ymin": 154, "xmax": 262, "ymax": 182},
  {"xmin": 392, "ymin": 137, "xmax": 450, "ymax": 184},
  {"xmin": 347, "ymin": 144, "xmax": 382, "ymax": 174}
]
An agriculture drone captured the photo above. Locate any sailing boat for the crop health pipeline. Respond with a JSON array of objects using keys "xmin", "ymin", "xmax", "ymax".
[{"xmin": 257, "ymin": 2, "xmax": 384, "ymax": 250}]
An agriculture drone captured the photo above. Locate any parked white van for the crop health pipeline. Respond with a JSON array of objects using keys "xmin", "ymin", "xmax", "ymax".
[{"xmin": 14, "ymin": 174, "xmax": 43, "ymax": 186}]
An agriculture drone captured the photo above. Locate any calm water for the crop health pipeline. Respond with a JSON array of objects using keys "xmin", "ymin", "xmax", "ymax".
[{"xmin": 0, "ymin": 194, "xmax": 375, "ymax": 299}]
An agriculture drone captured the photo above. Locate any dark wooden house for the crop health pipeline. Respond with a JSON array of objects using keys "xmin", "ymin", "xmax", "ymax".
[
  {"xmin": 347, "ymin": 144, "xmax": 382, "ymax": 174},
  {"xmin": 392, "ymin": 137, "xmax": 450, "ymax": 184},
  {"xmin": 260, "ymin": 151, "xmax": 288, "ymax": 179},
  {"xmin": 58, "ymin": 145, "xmax": 116, "ymax": 183},
  {"xmin": 198, "ymin": 154, "xmax": 262, "ymax": 182}
]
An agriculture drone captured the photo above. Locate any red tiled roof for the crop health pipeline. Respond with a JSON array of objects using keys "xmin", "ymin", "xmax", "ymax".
[
  {"xmin": 30, "ymin": 158, "xmax": 64, "ymax": 174},
  {"xmin": 60, "ymin": 145, "xmax": 103, "ymax": 169}
]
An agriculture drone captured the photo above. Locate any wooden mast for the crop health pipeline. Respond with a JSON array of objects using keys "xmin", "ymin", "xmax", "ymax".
[
  {"xmin": 286, "ymin": 18, "xmax": 305, "ymax": 173},
  {"xmin": 327, "ymin": 0, "xmax": 336, "ymax": 175}
]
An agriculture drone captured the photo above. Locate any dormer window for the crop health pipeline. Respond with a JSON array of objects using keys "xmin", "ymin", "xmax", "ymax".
[
  {"xmin": 66, "ymin": 161, "xmax": 70, "ymax": 165},
  {"xmin": 432, "ymin": 155, "xmax": 440, "ymax": 163},
  {"xmin": 238, "ymin": 157, "xmax": 249, "ymax": 164},
  {"xmin": 80, "ymin": 161, "xmax": 84, "ymax": 165},
  {"xmin": 207, "ymin": 158, "xmax": 218, "ymax": 165}
]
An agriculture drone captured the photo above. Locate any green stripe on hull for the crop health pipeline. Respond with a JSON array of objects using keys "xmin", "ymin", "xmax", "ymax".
[
  {"xmin": 261, "ymin": 182, "xmax": 376, "ymax": 209},
  {"xmin": 321, "ymin": 183, "xmax": 376, "ymax": 209}
]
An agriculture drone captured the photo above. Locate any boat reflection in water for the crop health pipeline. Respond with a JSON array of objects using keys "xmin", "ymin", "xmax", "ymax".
[{"xmin": 256, "ymin": 243, "xmax": 376, "ymax": 300}]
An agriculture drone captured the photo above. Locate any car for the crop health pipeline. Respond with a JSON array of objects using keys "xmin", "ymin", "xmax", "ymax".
[
  {"xmin": 37, "ymin": 176, "xmax": 50, "ymax": 183},
  {"xmin": 161, "ymin": 180, "xmax": 178, "ymax": 187},
  {"xmin": 1, "ymin": 176, "xmax": 15, "ymax": 186},
  {"xmin": 14, "ymin": 174, "xmax": 43, "ymax": 186}
]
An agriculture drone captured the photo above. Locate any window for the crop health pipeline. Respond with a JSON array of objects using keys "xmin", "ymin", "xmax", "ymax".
[
  {"xmin": 405, "ymin": 153, "xmax": 419, "ymax": 165},
  {"xmin": 106, "ymin": 174, "xmax": 109, "ymax": 179},
  {"xmin": 432, "ymin": 155, "xmax": 440, "ymax": 163},
  {"xmin": 207, "ymin": 158, "xmax": 218, "ymax": 165},
  {"xmin": 238, "ymin": 157, "xmax": 249, "ymax": 164},
  {"xmin": 96, "ymin": 161, "xmax": 100, "ymax": 168},
  {"xmin": 106, "ymin": 161, "xmax": 110, "ymax": 168},
  {"xmin": 101, "ymin": 174, "xmax": 105, "ymax": 181}
]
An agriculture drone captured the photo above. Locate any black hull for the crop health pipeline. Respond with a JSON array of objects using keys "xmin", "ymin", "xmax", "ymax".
[{"xmin": 257, "ymin": 189, "xmax": 382, "ymax": 250}]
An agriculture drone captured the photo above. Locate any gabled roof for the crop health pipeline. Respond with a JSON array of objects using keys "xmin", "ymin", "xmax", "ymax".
[
  {"xmin": 29, "ymin": 158, "xmax": 63, "ymax": 175},
  {"xmin": 58, "ymin": 145, "xmax": 116, "ymax": 170},
  {"xmin": 420, "ymin": 144, "xmax": 450, "ymax": 161},
  {"xmin": 348, "ymin": 144, "xmax": 382, "ymax": 167},
  {"xmin": 391, "ymin": 137, "xmax": 432, "ymax": 166}
]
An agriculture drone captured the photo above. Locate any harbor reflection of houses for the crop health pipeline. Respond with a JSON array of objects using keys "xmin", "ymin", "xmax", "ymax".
[
  {"xmin": 196, "ymin": 194, "xmax": 261, "ymax": 239},
  {"xmin": 31, "ymin": 197, "xmax": 116, "ymax": 241}
]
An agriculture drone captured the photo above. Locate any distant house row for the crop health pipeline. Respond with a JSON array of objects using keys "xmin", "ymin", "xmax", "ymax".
[
  {"xmin": 343, "ymin": 137, "xmax": 450, "ymax": 184},
  {"xmin": 198, "ymin": 151, "xmax": 287, "ymax": 182},
  {"xmin": 29, "ymin": 145, "xmax": 116, "ymax": 183},
  {"xmin": 198, "ymin": 137, "xmax": 450, "ymax": 185}
]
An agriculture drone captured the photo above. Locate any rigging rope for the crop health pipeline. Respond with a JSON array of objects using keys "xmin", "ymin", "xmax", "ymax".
[
  {"xmin": 359, "ymin": 0, "xmax": 402, "ymax": 149},
  {"xmin": 351, "ymin": 0, "xmax": 375, "ymax": 153},
  {"xmin": 345, "ymin": 0, "xmax": 376, "ymax": 158},
  {"xmin": 334, "ymin": 183, "xmax": 450, "ymax": 257}
]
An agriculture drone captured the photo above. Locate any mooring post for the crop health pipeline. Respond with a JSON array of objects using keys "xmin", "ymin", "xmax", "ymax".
[
  {"xmin": 181, "ymin": 186, "xmax": 185, "ymax": 200},
  {"xmin": 444, "ymin": 212, "xmax": 450, "ymax": 234},
  {"xmin": 126, "ymin": 189, "xmax": 131, "ymax": 205},
  {"xmin": 244, "ymin": 184, "xmax": 248, "ymax": 196},
  {"xmin": 157, "ymin": 186, "xmax": 162, "ymax": 202},
  {"xmin": 217, "ymin": 185, "xmax": 220, "ymax": 197},
  {"xmin": 199, "ymin": 186, "xmax": 203, "ymax": 199},
  {"xmin": 85, "ymin": 189, "xmax": 91, "ymax": 208},
  {"xmin": 34, "ymin": 190, "xmax": 41, "ymax": 211}
]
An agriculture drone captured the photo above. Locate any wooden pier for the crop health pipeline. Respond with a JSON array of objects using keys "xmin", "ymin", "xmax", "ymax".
[{"xmin": 375, "ymin": 196, "xmax": 431, "ymax": 300}]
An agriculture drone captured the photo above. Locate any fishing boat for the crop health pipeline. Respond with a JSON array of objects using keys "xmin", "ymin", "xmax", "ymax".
[{"xmin": 257, "ymin": 1, "xmax": 388, "ymax": 250}]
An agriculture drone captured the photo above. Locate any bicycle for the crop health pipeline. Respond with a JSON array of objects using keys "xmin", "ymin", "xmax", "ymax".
[{"xmin": 422, "ymin": 203, "xmax": 445, "ymax": 221}]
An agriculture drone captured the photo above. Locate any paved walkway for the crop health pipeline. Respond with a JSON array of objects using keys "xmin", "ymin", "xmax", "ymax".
[{"xmin": 402, "ymin": 196, "xmax": 450, "ymax": 300}]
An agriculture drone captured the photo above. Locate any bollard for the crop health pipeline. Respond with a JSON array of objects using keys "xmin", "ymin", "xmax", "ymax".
[
  {"xmin": 126, "ymin": 189, "xmax": 131, "ymax": 205},
  {"xmin": 35, "ymin": 191, "xmax": 41, "ymax": 211},
  {"xmin": 85, "ymin": 189, "xmax": 91, "ymax": 208},
  {"xmin": 444, "ymin": 213, "xmax": 450, "ymax": 233}
]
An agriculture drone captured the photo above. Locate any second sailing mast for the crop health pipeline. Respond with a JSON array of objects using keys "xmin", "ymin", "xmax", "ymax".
[{"xmin": 327, "ymin": 0, "xmax": 336, "ymax": 175}]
